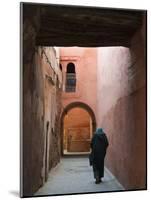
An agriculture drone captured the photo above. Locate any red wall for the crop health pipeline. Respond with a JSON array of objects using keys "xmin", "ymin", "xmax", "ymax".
[
  {"xmin": 96, "ymin": 19, "xmax": 146, "ymax": 189},
  {"xmin": 60, "ymin": 47, "xmax": 97, "ymax": 115}
]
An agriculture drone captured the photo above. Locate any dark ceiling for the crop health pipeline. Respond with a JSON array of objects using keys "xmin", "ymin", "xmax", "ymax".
[{"xmin": 23, "ymin": 3, "xmax": 146, "ymax": 47}]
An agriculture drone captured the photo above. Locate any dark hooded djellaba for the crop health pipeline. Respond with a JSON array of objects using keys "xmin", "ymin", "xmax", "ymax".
[{"xmin": 90, "ymin": 128, "xmax": 109, "ymax": 184}]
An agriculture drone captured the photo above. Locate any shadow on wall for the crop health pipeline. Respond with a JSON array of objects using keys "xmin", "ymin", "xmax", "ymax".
[
  {"xmin": 23, "ymin": 46, "xmax": 62, "ymax": 196},
  {"xmin": 96, "ymin": 17, "xmax": 146, "ymax": 190}
]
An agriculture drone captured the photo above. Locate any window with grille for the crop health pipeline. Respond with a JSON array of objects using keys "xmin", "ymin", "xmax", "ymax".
[{"xmin": 66, "ymin": 63, "xmax": 76, "ymax": 92}]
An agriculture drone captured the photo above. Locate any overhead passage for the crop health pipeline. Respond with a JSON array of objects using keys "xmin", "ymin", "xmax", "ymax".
[{"xmin": 23, "ymin": 3, "xmax": 145, "ymax": 47}]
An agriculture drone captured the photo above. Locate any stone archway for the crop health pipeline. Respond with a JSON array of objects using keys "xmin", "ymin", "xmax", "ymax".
[{"xmin": 60, "ymin": 102, "xmax": 96, "ymax": 155}]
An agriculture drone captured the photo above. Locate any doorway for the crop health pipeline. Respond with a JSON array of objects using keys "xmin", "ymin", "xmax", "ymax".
[{"xmin": 61, "ymin": 102, "xmax": 96, "ymax": 155}]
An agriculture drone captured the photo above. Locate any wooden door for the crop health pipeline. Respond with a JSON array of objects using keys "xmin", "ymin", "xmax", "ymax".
[{"xmin": 67, "ymin": 127, "xmax": 90, "ymax": 152}]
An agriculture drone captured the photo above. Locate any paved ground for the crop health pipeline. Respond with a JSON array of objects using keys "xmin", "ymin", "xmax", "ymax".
[{"xmin": 35, "ymin": 156, "xmax": 124, "ymax": 196}]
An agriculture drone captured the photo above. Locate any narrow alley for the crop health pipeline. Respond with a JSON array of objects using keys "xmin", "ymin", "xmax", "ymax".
[
  {"xmin": 35, "ymin": 156, "xmax": 124, "ymax": 196},
  {"xmin": 21, "ymin": 3, "xmax": 147, "ymax": 198}
]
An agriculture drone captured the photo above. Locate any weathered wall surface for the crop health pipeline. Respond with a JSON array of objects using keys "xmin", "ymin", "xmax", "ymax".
[
  {"xmin": 60, "ymin": 47, "xmax": 97, "ymax": 115},
  {"xmin": 41, "ymin": 47, "xmax": 62, "ymax": 182},
  {"xmin": 22, "ymin": 7, "xmax": 42, "ymax": 196},
  {"xmin": 96, "ymin": 19, "xmax": 146, "ymax": 189},
  {"xmin": 23, "ymin": 45, "xmax": 62, "ymax": 195},
  {"xmin": 23, "ymin": 48, "xmax": 45, "ymax": 196}
]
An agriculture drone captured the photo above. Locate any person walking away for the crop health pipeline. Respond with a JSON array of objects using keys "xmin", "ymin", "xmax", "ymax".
[{"xmin": 90, "ymin": 128, "xmax": 109, "ymax": 184}]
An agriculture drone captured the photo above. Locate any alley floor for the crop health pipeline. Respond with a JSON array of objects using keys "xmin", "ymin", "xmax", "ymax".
[{"xmin": 35, "ymin": 156, "xmax": 124, "ymax": 196}]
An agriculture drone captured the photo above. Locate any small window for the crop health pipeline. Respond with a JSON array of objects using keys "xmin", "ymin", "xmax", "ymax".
[
  {"xmin": 66, "ymin": 63, "xmax": 76, "ymax": 92},
  {"xmin": 67, "ymin": 63, "xmax": 75, "ymax": 73}
]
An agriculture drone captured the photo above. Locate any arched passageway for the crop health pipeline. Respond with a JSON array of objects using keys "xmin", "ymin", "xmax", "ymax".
[
  {"xmin": 60, "ymin": 102, "xmax": 96, "ymax": 155},
  {"xmin": 22, "ymin": 3, "xmax": 146, "ymax": 197},
  {"xmin": 63, "ymin": 108, "xmax": 92, "ymax": 154}
]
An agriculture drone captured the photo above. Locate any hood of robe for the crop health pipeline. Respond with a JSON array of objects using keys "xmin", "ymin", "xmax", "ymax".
[{"xmin": 95, "ymin": 128, "xmax": 105, "ymax": 139}]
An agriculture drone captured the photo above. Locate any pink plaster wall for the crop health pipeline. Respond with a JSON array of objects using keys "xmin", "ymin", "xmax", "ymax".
[
  {"xmin": 96, "ymin": 46, "xmax": 131, "ymax": 126},
  {"xmin": 96, "ymin": 18, "xmax": 146, "ymax": 189},
  {"xmin": 60, "ymin": 47, "xmax": 97, "ymax": 115},
  {"xmin": 23, "ymin": 46, "xmax": 62, "ymax": 195}
]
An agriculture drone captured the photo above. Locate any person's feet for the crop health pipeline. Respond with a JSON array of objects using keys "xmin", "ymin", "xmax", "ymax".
[
  {"xmin": 95, "ymin": 180, "xmax": 100, "ymax": 184},
  {"xmin": 95, "ymin": 178, "xmax": 102, "ymax": 184}
]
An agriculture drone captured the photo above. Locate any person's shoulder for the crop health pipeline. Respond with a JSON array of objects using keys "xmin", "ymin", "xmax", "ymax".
[{"xmin": 102, "ymin": 133, "xmax": 107, "ymax": 138}]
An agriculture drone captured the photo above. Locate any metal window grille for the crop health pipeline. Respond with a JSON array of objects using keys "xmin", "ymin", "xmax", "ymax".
[{"xmin": 66, "ymin": 73, "xmax": 76, "ymax": 92}]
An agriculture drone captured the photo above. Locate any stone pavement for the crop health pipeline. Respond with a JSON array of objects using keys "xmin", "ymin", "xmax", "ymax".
[{"xmin": 35, "ymin": 156, "xmax": 124, "ymax": 196}]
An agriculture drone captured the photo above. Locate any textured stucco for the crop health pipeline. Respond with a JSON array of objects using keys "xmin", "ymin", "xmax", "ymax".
[
  {"xmin": 60, "ymin": 47, "xmax": 97, "ymax": 115},
  {"xmin": 96, "ymin": 18, "xmax": 146, "ymax": 189},
  {"xmin": 23, "ymin": 46, "xmax": 62, "ymax": 196}
]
